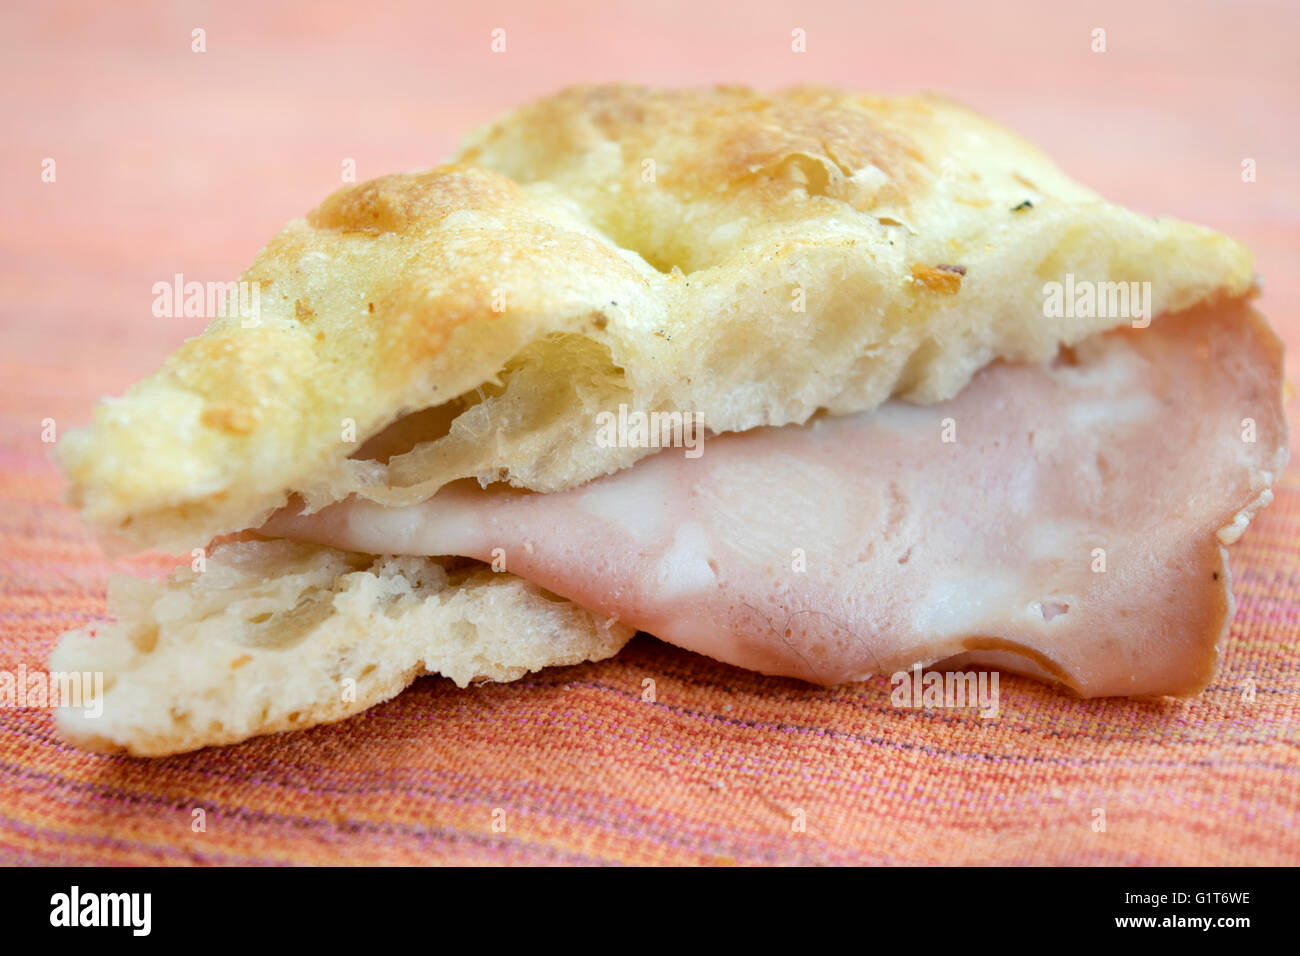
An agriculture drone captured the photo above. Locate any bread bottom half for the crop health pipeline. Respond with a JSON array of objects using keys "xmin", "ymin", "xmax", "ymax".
[{"xmin": 51, "ymin": 540, "xmax": 633, "ymax": 757}]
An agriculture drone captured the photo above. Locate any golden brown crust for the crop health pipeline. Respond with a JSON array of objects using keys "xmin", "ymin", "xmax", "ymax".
[
  {"xmin": 457, "ymin": 86, "xmax": 1010, "ymax": 272},
  {"xmin": 60, "ymin": 84, "xmax": 1255, "ymax": 552}
]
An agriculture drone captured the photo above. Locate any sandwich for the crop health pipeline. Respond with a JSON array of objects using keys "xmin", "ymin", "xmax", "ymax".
[{"xmin": 51, "ymin": 85, "xmax": 1289, "ymax": 756}]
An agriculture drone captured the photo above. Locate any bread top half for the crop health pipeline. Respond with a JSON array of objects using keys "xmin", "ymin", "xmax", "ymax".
[{"xmin": 60, "ymin": 84, "xmax": 1255, "ymax": 553}]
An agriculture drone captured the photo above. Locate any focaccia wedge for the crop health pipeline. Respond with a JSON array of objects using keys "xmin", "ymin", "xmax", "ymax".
[{"xmin": 61, "ymin": 85, "xmax": 1251, "ymax": 553}]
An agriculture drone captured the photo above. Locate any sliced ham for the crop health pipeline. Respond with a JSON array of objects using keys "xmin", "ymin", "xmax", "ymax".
[{"xmin": 263, "ymin": 301, "xmax": 1288, "ymax": 697}]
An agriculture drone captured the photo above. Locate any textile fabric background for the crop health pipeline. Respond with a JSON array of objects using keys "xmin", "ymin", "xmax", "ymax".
[{"xmin": 1, "ymin": 0, "xmax": 1297, "ymax": 864}]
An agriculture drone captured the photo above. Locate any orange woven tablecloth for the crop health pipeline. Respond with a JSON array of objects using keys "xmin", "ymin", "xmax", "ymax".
[{"xmin": 2, "ymin": 0, "xmax": 1297, "ymax": 865}]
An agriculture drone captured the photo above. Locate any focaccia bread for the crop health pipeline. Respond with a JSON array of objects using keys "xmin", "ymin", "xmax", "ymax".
[{"xmin": 59, "ymin": 85, "xmax": 1252, "ymax": 554}]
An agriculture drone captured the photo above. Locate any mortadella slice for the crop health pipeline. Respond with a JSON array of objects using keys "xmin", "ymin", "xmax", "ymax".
[{"xmin": 263, "ymin": 301, "xmax": 1288, "ymax": 697}]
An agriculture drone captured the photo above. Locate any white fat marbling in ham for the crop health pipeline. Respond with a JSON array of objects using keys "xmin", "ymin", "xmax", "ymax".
[{"xmin": 262, "ymin": 301, "xmax": 1288, "ymax": 697}]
